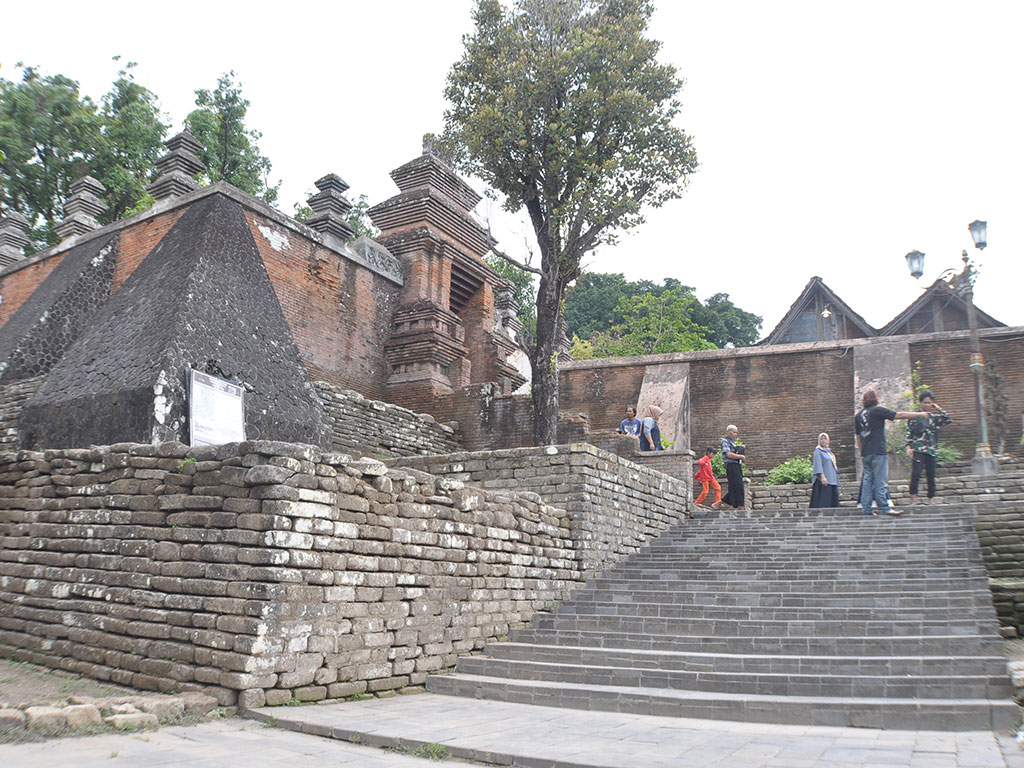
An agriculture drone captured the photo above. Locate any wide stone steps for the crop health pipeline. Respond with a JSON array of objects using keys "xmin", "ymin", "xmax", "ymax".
[
  {"xmin": 566, "ymin": 589, "xmax": 989, "ymax": 609},
  {"xmin": 425, "ymin": 504, "xmax": 1018, "ymax": 729},
  {"xmin": 454, "ymin": 656, "xmax": 1013, "ymax": 700},
  {"xmin": 427, "ymin": 673, "xmax": 1018, "ymax": 731},
  {"xmin": 509, "ymin": 628, "xmax": 1007, "ymax": 657},
  {"xmin": 550, "ymin": 602, "xmax": 993, "ymax": 623},
  {"xmin": 484, "ymin": 642, "xmax": 1009, "ymax": 678},
  {"xmin": 528, "ymin": 613, "xmax": 988, "ymax": 637}
]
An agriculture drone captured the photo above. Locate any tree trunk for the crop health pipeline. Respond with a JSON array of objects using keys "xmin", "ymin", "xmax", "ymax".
[{"xmin": 530, "ymin": 272, "xmax": 562, "ymax": 446}]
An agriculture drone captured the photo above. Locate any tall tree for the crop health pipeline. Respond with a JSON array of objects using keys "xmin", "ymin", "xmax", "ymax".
[
  {"xmin": 0, "ymin": 62, "xmax": 168, "ymax": 251},
  {"xmin": 443, "ymin": 0, "xmax": 698, "ymax": 444},
  {"xmin": 0, "ymin": 66, "xmax": 103, "ymax": 251},
  {"xmin": 95, "ymin": 60, "xmax": 168, "ymax": 223},
  {"xmin": 185, "ymin": 72, "xmax": 279, "ymax": 204}
]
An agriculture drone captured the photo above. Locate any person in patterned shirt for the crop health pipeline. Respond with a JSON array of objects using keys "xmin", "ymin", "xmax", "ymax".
[{"xmin": 905, "ymin": 390, "xmax": 952, "ymax": 505}]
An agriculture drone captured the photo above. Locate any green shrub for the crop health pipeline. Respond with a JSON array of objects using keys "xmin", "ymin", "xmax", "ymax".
[
  {"xmin": 765, "ymin": 455, "xmax": 813, "ymax": 485},
  {"xmin": 935, "ymin": 442, "xmax": 964, "ymax": 466},
  {"xmin": 710, "ymin": 452, "xmax": 726, "ymax": 479}
]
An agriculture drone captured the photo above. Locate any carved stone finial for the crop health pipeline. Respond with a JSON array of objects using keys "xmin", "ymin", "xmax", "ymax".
[
  {"xmin": 55, "ymin": 176, "xmax": 108, "ymax": 240},
  {"xmin": 304, "ymin": 173, "xmax": 355, "ymax": 240},
  {"xmin": 0, "ymin": 211, "xmax": 31, "ymax": 267},
  {"xmin": 147, "ymin": 129, "xmax": 207, "ymax": 201}
]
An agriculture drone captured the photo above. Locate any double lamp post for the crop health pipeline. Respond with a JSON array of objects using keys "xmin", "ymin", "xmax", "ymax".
[{"xmin": 904, "ymin": 219, "xmax": 997, "ymax": 476}]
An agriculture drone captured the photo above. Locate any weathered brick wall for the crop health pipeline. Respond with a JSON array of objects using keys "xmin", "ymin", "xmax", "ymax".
[
  {"xmin": 0, "ymin": 255, "xmax": 67, "ymax": 328},
  {"xmin": 246, "ymin": 213, "xmax": 401, "ymax": 400},
  {"xmin": 559, "ymin": 361, "xmax": 647, "ymax": 433},
  {"xmin": 0, "ymin": 441, "xmax": 581, "ymax": 708},
  {"xmin": 315, "ymin": 381, "xmax": 461, "ymax": 458},
  {"xmin": 911, "ymin": 335, "xmax": 1024, "ymax": 457},
  {"xmin": 0, "ymin": 377, "xmax": 42, "ymax": 451},
  {"xmin": 111, "ymin": 209, "xmax": 186, "ymax": 295},
  {"xmin": 391, "ymin": 443, "xmax": 690, "ymax": 575}
]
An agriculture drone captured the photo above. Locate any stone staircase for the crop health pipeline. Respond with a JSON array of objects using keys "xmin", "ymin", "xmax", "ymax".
[{"xmin": 427, "ymin": 505, "xmax": 1020, "ymax": 730}]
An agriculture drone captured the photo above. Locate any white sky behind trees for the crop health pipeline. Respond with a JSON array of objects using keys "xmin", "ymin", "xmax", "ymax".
[{"xmin": 5, "ymin": 0, "xmax": 1023, "ymax": 334}]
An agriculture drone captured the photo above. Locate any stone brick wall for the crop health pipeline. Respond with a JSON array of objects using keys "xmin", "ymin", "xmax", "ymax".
[
  {"xmin": 911, "ymin": 334, "xmax": 1024, "ymax": 457},
  {"xmin": 0, "ymin": 441, "xmax": 582, "ymax": 708},
  {"xmin": 315, "ymin": 381, "xmax": 461, "ymax": 458},
  {"xmin": 391, "ymin": 443, "xmax": 690, "ymax": 575},
  {"xmin": 0, "ymin": 377, "xmax": 41, "ymax": 451}
]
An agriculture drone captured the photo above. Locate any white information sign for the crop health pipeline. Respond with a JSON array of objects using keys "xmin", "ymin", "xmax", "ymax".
[{"xmin": 189, "ymin": 370, "xmax": 246, "ymax": 446}]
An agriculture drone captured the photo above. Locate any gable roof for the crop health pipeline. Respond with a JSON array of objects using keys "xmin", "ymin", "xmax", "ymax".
[
  {"xmin": 760, "ymin": 276, "xmax": 876, "ymax": 345},
  {"xmin": 879, "ymin": 278, "xmax": 1005, "ymax": 336}
]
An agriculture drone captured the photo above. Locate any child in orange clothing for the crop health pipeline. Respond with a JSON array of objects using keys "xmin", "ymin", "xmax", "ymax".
[{"xmin": 694, "ymin": 446, "xmax": 722, "ymax": 508}]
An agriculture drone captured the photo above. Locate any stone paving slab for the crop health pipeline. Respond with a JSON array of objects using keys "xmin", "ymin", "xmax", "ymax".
[
  {"xmin": 0, "ymin": 719, "xmax": 452, "ymax": 767},
  {"xmin": 247, "ymin": 693, "xmax": 1024, "ymax": 768}
]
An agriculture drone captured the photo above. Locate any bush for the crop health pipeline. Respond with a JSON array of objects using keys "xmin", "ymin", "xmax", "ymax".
[
  {"xmin": 710, "ymin": 452, "xmax": 726, "ymax": 479},
  {"xmin": 766, "ymin": 455, "xmax": 813, "ymax": 485},
  {"xmin": 935, "ymin": 442, "xmax": 964, "ymax": 466}
]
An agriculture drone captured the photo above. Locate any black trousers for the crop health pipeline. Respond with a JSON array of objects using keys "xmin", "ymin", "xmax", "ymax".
[
  {"xmin": 724, "ymin": 462, "xmax": 744, "ymax": 508},
  {"xmin": 910, "ymin": 452, "xmax": 937, "ymax": 498}
]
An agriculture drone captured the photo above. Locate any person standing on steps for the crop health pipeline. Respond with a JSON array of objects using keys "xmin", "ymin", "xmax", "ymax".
[
  {"xmin": 721, "ymin": 425, "xmax": 746, "ymax": 509},
  {"xmin": 906, "ymin": 390, "xmax": 952, "ymax": 505},
  {"xmin": 855, "ymin": 389, "xmax": 929, "ymax": 517},
  {"xmin": 694, "ymin": 446, "xmax": 722, "ymax": 509},
  {"xmin": 639, "ymin": 405, "xmax": 664, "ymax": 452},
  {"xmin": 810, "ymin": 432, "xmax": 840, "ymax": 509}
]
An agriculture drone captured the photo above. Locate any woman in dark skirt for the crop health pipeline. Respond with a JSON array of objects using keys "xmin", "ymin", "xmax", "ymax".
[{"xmin": 810, "ymin": 432, "xmax": 840, "ymax": 508}]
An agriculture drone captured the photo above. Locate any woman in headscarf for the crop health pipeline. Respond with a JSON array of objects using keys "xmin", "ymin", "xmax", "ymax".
[
  {"xmin": 639, "ymin": 405, "xmax": 663, "ymax": 452},
  {"xmin": 810, "ymin": 432, "xmax": 840, "ymax": 508}
]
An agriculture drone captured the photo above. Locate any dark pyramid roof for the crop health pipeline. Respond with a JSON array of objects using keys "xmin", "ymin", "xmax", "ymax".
[
  {"xmin": 0, "ymin": 232, "xmax": 118, "ymax": 381},
  {"xmin": 20, "ymin": 193, "xmax": 331, "ymax": 449},
  {"xmin": 760, "ymin": 276, "xmax": 876, "ymax": 345},
  {"xmin": 879, "ymin": 277, "xmax": 1004, "ymax": 336}
]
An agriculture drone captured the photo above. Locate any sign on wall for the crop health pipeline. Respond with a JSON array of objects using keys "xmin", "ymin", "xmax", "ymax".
[{"xmin": 189, "ymin": 369, "xmax": 246, "ymax": 446}]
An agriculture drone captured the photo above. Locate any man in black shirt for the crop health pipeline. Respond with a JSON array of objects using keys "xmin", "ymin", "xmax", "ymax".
[{"xmin": 855, "ymin": 389, "xmax": 929, "ymax": 516}]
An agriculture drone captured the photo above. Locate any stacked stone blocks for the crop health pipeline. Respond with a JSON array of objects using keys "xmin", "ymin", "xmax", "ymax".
[
  {"xmin": 0, "ymin": 440, "xmax": 583, "ymax": 708},
  {"xmin": 392, "ymin": 443, "xmax": 690, "ymax": 575}
]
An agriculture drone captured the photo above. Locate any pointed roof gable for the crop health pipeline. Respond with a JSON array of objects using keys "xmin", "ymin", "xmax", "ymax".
[
  {"xmin": 760, "ymin": 276, "xmax": 876, "ymax": 346},
  {"xmin": 879, "ymin": 278, "xmax": 1005, "ymax": 336}
]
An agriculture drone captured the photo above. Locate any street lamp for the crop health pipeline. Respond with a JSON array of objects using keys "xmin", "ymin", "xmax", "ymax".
[{"xmin": 905, "ymin": 220, "xmax": 997, "ymax": 475}]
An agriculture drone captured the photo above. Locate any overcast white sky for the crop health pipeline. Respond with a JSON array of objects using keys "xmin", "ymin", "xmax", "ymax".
[{"xmin": 5, "ymin": 0, "xmax": 1023, "ymax": 335}]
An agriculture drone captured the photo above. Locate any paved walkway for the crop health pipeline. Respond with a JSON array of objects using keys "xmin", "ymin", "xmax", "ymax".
[
  {"xmin": 4, "ymin": 694, "xmax": 1023, "ymax": 767},
  {"xmin": 0, "ymin": 718, "xmax": 451, "ymax": 767},
  {"xmin": 248, "ymin": 693, "xmax": 1024, "ymax": 768}
]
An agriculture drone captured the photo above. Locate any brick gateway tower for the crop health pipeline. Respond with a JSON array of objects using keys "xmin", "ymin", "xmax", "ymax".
[{"xmin": 369, "ymin": 143, "xmax": 527, "ymax": 415}]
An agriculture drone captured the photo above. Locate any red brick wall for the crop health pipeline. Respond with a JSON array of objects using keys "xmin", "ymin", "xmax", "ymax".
[
  {"xmin": 246, "ymin": 213, "xmax": 399, "ymax": 400},
  {"xmin": 689, "ymin": 351, "xmax": 856, "ymax": 471},
  {"xmin": 560, "ymin": 363, "xmax": 648, "ymax": 431},
  {"xmin": 0, "ymin": 255, "xmax": 66, "ymax": 328},
  {"xmin": 111, "ymin": 209, "xmax": 185, "ymax": 295},
  {"xmin": 910, "ymin": 336, "xmax": 1024, "ymax": 456}
]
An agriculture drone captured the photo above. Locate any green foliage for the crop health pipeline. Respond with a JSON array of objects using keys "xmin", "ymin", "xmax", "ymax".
[
  {"xmin": 124, "ymin": 193, "xmax": 156, "ymax": 218},
  {"xmin": 660, "ymin": 438, "xmax": 676, "ymax": 450},
  {"xmin": 94, "ymin": 60, "xmax": 168, "ymax": 223},
  {"xmin": 185, "ymin": 72, "xmax": 279, "ymax": 204},
  {"xmin": 485, "ymin": 253, "xmax": 537, "ymax": 345},
  {"xmin": 710, "ymin": 452, "xmax": 726, "ymax": 479},
  {"xmin": 583, "ymin": 287, "xmax": 716, "ymax": 358},
  {"xmin": 765, "ymin": 455, "xmax": 814, "ymax": 485},
  {"xmin": 564, "ymin": 274, "xmax": 762, "ymax": 349},
  {"xmin": 294, "ymin": 193, "xmax": 379, "ymax": 242},
  {"xmin": 0, "ymin": 65, "xmax": 104, "ymax": 251},
  {"xmin": 442, "ymin": 0, "xmax": 698, "ymax": 443},
  {"xmin": 935, "ymin": 442, "xmax": 963, "ymax": 466},
  {"xmin": 0, "ymin": 60, "xmax": 166, "ymax": 251}
]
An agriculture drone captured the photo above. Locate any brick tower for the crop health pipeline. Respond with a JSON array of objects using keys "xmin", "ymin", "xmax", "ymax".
[{"xmin": 369, "ymin": 142, "xmax": 527, "ymax": 413}]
